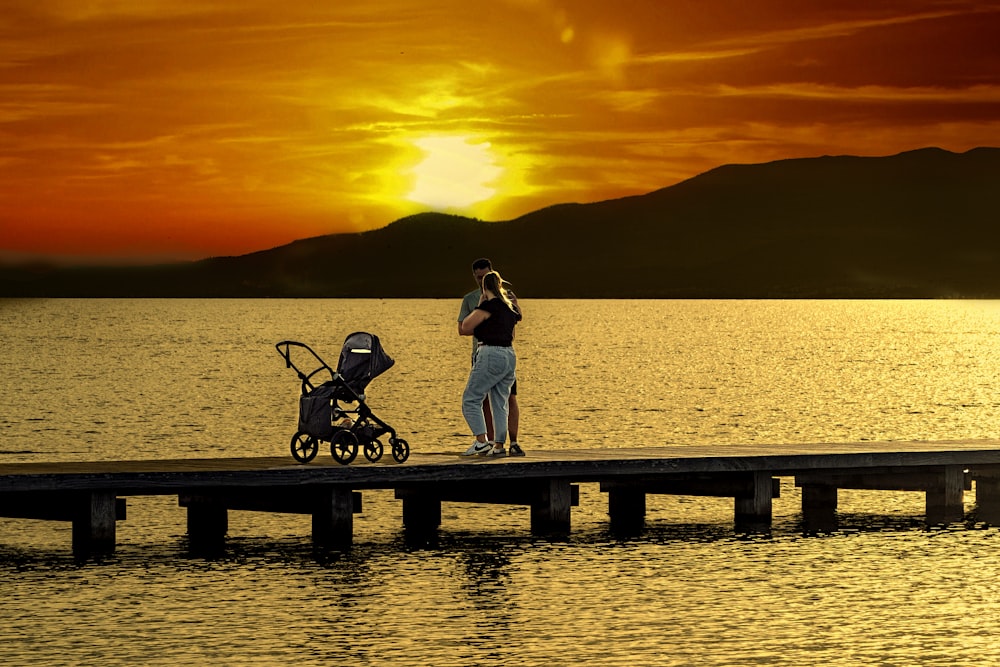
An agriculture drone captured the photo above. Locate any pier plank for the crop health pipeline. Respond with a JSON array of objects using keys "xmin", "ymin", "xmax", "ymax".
[{"xmin": 4, "ymin": 439, "xmax": 1000, "ymax": 493}]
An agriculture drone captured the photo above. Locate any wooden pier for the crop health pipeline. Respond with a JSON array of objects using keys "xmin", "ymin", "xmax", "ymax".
[{"xmin": 3, "ymin": 439, "xmax": 1000, "ymax": 556}]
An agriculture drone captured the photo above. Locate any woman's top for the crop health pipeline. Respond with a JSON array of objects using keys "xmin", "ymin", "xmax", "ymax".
[{"xmin": 473, "ymin": 298, "xmax": 521, "ymax": 347}]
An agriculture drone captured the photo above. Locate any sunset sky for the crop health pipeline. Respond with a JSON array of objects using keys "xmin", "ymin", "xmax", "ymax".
[{"xmin": 2, "ymin": 0, "xmax": 999, "ymax": 263}]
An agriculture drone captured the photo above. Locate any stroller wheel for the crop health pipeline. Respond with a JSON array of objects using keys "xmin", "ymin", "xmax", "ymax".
[
  {"xmin": 290, "ymin": 432, "xmax": 319, "ymax": 463},
  {"xmin": 390, "ymin": 437, "xmax": 410, "ymax": 463},
  {"xmin": 330, "ymin": 430, "xmax": 359, "ymax": 465},
  {"xmin": 364, "ymin": 438, "xmax": 384, "ymax": 462}
]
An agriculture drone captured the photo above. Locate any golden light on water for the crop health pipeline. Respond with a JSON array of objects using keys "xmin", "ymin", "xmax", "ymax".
[{"xmin": 6, "ymin": 299, "xmax": 1000, "ymax": 664}]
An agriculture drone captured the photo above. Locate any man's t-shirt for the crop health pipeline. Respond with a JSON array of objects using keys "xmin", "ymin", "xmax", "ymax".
[{"xmin": 459, "ymin": 289, "xmax": 482, "ymax": 357}]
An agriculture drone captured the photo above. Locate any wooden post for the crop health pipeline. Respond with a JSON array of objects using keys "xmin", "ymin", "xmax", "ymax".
[
  {"xmin": 312, "ymin": 487, "xmax": 355, "ymax": 548},
  {"xmin": 926, "ymin": 465, "xmax": 965, "ymax": 525},
  {"xmin": 800, "ymin": 484, "xmax": 838, "ymax": 532},
  {"xmin": 401, "ymin": 495, "xmax": 442, "ymax": 535},
  {"xmin": 72, "ymin": 492, "xmax": 118, "ymax": 556},
  {"xmin": 607, "ymin": 487, "xmax": 646, "ymax": 536},
  {"xmin": 530, "ymin": 479, "xmax": 572, "ymax": 534},
  {"xmin": 734, "ymin": 471, "xmax": 773, "ymax": 533},
  {"xmin": 974, "ymin": 470, "xmax": 1000, "ymax": 524},
  {"xmin": 185, "ymin": 498, "xmax": 228, "ymax": 552}
]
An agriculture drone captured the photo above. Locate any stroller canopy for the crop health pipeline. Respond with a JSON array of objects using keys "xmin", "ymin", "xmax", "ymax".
[{"xmin": 338, "ymin": 331, "xmax": 394, "ymax": 393}]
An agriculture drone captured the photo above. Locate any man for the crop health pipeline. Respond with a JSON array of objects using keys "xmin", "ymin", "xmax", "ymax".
[{"xmin": 458, "ymin": 257, "xmax": 524, "ymax": 456}]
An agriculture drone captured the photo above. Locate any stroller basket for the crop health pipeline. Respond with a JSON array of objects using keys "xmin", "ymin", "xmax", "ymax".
[
  {"xmin": 299, "ymin": 381, "xmax": 339, "ymax": 440},
  {"xmin": 275, "ymin": 336, "xmax": 409, "ymax": 465}
]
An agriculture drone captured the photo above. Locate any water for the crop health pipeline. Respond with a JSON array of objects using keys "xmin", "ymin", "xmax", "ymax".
[{"xmin": 3, "ymin": 298, "xmax": 1000, "ymax": 666}]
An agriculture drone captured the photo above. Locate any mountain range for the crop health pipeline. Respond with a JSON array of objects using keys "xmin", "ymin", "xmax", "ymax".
[{"xmin": 3, "ymin": 146, "xmax": 998, "ymax": 298}]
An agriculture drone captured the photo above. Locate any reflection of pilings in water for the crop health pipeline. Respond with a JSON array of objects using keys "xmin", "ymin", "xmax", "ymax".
[
  {"xmin": 1, "ymin": 442, "xmax": 999, "ymax": 557},
  {"xmin": 458, "ymin": 546, "xmax": 515, "ymax": 618}
]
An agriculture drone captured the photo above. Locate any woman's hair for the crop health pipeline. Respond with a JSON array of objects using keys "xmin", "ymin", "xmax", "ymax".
[{"xmin": 482, "ymin": 271, "xmax": 515, "ymax": 312}]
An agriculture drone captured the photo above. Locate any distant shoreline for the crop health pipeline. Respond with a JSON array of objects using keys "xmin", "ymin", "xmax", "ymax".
[{"xmin": 4, "ymin": 148, "xmax": 999, "ymax": 300}]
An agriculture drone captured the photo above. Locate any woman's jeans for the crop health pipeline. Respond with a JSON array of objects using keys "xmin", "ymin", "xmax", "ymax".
[{"xmin": 462, "ymin": 344, "xmax": 517, "ymax": 445}]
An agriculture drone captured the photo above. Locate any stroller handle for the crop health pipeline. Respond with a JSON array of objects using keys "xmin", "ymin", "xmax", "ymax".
[
  {"xmin": 275, "ymin": 340, "xmax": 338, "ymax": 392},
  {"xmin": 275, "ymin": 340, "xmax": 317, "ymax": 361}
]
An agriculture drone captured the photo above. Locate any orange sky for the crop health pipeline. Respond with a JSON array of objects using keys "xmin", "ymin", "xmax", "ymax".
[{"xmin": 2, "ymin": 0, "xmax": 999, "ymax": 263}]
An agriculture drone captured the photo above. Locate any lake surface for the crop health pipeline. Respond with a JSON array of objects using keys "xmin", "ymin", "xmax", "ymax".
[{"xmin": 3, "ymin": 298, "xmax": 1000, "ymax": 666}]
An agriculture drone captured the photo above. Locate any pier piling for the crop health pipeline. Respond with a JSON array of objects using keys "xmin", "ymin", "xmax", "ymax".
[
  {"xmin": 71, "ymin": 492, "xmax": 118, "ymax": 556},
  {"xmin": 311, "ymin": 487, "xmax": 356, "ymax": 549},
  {"xmin": 973, "ymin": 467, "xmax": 1000, "ymax": 523},
  {"xmin": 734, "ymin": 471, "xmax": 776, "ymax": 533},
  {"xmin": 602, "ymin": 473, "xmax": 781, "ymax": 534}
]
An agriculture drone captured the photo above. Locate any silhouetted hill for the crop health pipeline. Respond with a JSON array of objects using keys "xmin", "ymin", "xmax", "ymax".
[{"xmin": 3, "ymin": 147, "xmax": 999, "ymax": 298}]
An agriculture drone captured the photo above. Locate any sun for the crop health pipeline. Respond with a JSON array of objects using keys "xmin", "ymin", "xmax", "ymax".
[{"xmin": 405, "ymin": 136, "xmax": 504, "ymax": 211}]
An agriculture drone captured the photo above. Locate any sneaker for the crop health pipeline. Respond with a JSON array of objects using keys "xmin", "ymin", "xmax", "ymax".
[
  {"xmin": 484, "ymin": 445, "xmax": 506, "ymax": 457},
  {"xmin": 462, "ymin": 440, "xmax": 493, "ymax": 456},
  {"xmin": 508, "ymin": 443, "xmax": 525, "ymax": 457}
]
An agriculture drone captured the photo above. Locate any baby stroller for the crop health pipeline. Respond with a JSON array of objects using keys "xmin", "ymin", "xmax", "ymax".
[{"xmin": 275, "ymin": 334, "xmax": 410, "ymax": 464}]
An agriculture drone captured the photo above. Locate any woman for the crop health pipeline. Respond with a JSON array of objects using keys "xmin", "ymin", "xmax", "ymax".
[{"xmin": 459, "ymin": 270, "xmax": 522, "ymax": 457}]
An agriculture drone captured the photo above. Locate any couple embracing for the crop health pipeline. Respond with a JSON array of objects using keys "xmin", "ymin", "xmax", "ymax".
[{"xmin": 457, "ymin": 258, "xmax": 525, "ymax": 458}]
